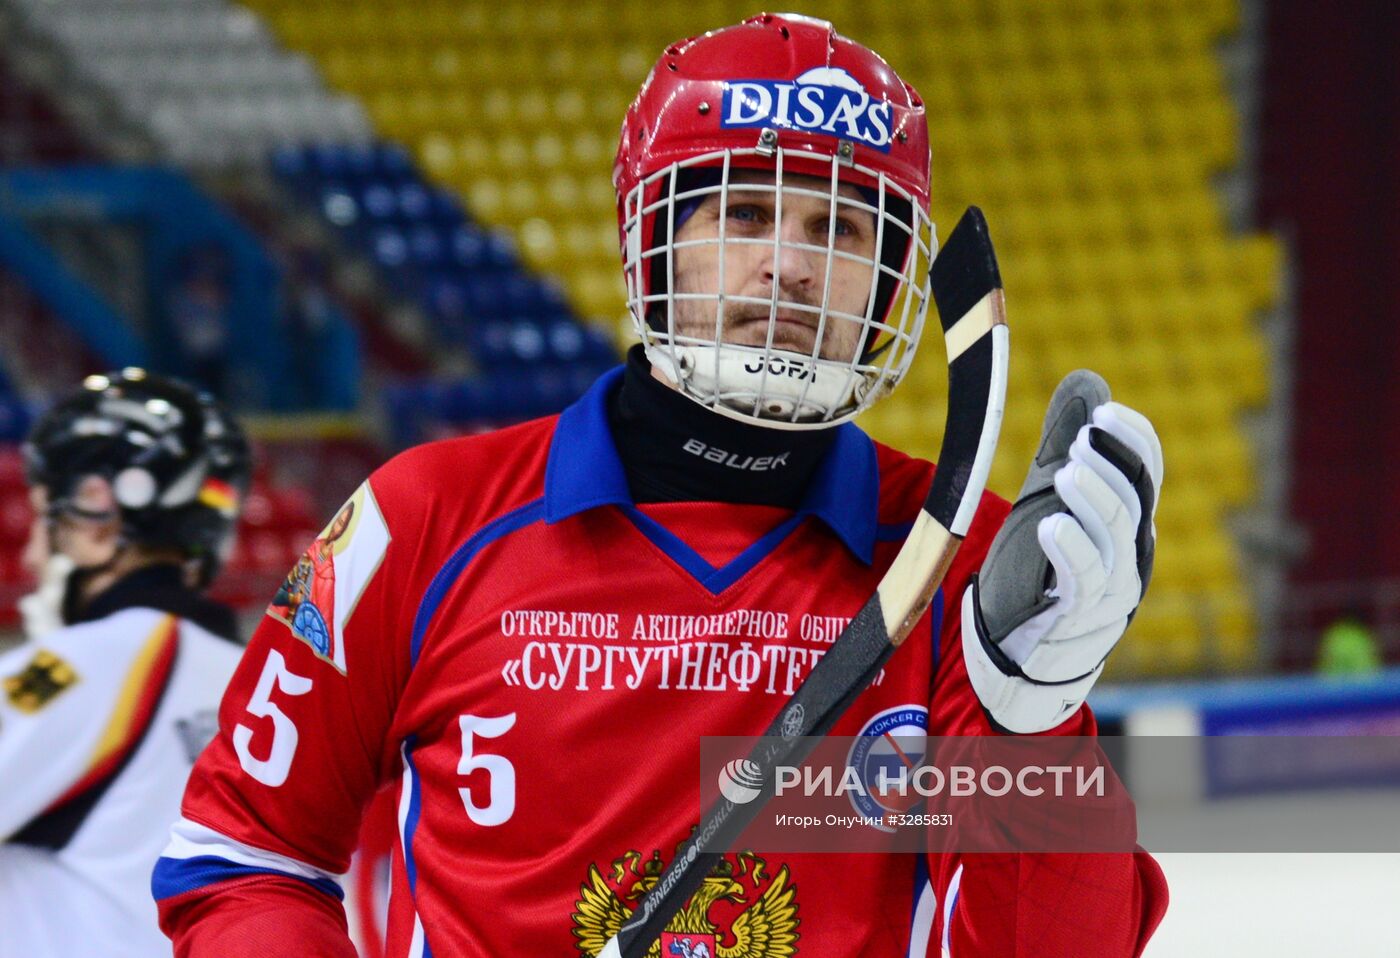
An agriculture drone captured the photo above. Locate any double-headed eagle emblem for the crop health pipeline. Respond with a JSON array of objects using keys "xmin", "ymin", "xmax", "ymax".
[{"xmin": 572, "ymin": 850, "xmax": 799, "ymax": 958}]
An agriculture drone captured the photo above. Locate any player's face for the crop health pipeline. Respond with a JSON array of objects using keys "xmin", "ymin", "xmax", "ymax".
[
  {"xmin": 670, "ymin": 170, "xmax": 878, "ymax": 363},
  {"xmin": 24, "ymin": 479, "xmax": 120, "ymax": 575}
]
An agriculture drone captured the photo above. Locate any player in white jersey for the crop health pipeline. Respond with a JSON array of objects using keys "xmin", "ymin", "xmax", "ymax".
[{"xmin": 0, "ymin": 370, "xmax": 251, "ymax": 958}]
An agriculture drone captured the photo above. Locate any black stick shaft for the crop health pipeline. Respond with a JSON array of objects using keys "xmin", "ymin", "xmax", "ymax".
[
  {"xmin": 606, "ymin": 206, "xmax": 1006, "ymax": 958},
  {"xmin": 613, "ymin": 595, "xmax": 894, "ymax": 955}
]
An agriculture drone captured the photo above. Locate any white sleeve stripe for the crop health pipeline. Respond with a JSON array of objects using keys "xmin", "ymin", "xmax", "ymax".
[
  {"xmin": 398, "ymin": 743, "xmax": 427, "ymax": 958},
  {"xmin": 161, "ymin": 816, "xmax": 345, "ymax": 886},
  {"xmin": 907, "ymin": 876, "xmax": 937, "ymax": 958},
  {"xmin": 940, "ymin": 863, "xmax": 964, "ymax": 956}
]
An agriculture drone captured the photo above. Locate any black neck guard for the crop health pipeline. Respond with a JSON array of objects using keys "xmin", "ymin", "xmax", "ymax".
[
  {"xmin": 606, "ymin": 346, "xmax": 838, "ymax": 507},
  {"xmin": 67, "ymin": 563, "xmax": 240, "ymax": 643}
]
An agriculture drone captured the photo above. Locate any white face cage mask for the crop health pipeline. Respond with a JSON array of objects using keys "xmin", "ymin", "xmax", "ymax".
[{"xmin": 621, "ymin": 147, "xmax": 936, "ymax": 430}]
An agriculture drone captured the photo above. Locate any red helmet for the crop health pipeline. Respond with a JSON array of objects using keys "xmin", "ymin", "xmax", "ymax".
[{"xmin": 613, "ymin": 14, "xmax": 935, "ymax": 428}]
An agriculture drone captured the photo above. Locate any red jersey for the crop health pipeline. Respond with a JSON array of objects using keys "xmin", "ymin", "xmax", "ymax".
[{"xmin": 154, "ymin": 368, "xmax": 1166, "ymax": 957}]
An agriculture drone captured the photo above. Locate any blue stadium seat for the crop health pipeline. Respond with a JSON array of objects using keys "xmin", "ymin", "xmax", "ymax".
[
  {"xmin": 580, "ymin": 327, "xmax": 618, "ymax": 365},
  {"xmin": 271, "ymin": 145, "xmax": 308, "ymax": 181},
  {"xmin": 446, "ymin": 224, "xmax": 492, "ymax": 271},
  {"xmin": 318, "ymin": 183, "xmax": 360, "ymax": 227},
  {"xmin": 307, "ymin": 143, "xmax": 353, "ymax": 179},
  {"xmin": 482, "ymin": 230, "xmax": 518, "ymax": 271},
  {"xmin": 424, "ymin": 275, "xmax": 468, "ymax": 320},
  {"xmin": 370, "ymin": 226, "xmax": 410, "ymax": 268},
  {"xmin": 428, "ymin": 188, "xmax": 466, "ymax": 224},
  {"xmin": 407, "ymin": 224, "xmax": 444, "ymax": 266},
  {"xmin": 502, "ymin": 275, "xmax": 544, "ymax": 316},
  {"xmin": 463, "ymin": 273, "xmax": 507, "ymax": 317},
  {"xmin": 545, "ymin": 320, "xmax": 584, "ymax": 362},
  {"xmin": 396, "ymin": 183, "xmax": 432, "ymax": 221},
  {"xmin": 508, "ymin": 321, "xmax": 547, "ymax": 363},
  {"xmin": 374, "ymin": 142, "xmax": 414, "ymax": 181},
  {"xmin": 359, "ymin": 182, "xmax": 398, "ymax": 220}
]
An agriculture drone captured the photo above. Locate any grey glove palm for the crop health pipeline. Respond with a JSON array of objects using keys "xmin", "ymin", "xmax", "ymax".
[{"xmin": 962, "ymin": 370, "xmax": 1162, "ymax": 732}]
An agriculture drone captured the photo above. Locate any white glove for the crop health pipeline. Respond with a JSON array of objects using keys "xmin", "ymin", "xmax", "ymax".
[
  {"xmin": 963, "ymin": 371, "xmax": 1162, "ymax": 733},
  {"xmin": 18, "ymin": 554, "xmax": 75, "ymax": 642}
]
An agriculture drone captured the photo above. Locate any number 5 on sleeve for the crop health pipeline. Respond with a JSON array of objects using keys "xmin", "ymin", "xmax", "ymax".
[{"xmin": 233, "ymin": 650, "xmax": 313, "ymax": 788}]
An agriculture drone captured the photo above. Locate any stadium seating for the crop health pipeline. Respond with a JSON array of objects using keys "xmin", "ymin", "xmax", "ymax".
[
  {"xmin": 6, "ymin": 0, "xmax": 371, "ymax": 168},
  {"xmin": 0, "ymin": 57, "xmax": 106, "ymax": 439},
  {"xmin": 6, "ymin": 0, "xmax": 1274, "ymax": 674},
  {"xmin": 0, "ymin": 270, "xmax": 108, "ymax": 449},
  {"xmin": 271, "ymin": 141, "xmax": 617, "ymax": 436}
]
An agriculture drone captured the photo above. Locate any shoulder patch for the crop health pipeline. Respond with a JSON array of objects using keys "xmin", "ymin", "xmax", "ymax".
[
  {"xmin": 266, "ymin": 481, "xmax": 391, "ymax": 673},
  {"xmin": 4, "ymin": 650, "xmax": 80, "ymax": 713}
]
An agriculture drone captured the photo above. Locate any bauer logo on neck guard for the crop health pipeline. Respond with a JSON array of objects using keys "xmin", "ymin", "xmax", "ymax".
[{"xmin": 721, "ymin": 67, "xmax": 893, "ymax": 152}]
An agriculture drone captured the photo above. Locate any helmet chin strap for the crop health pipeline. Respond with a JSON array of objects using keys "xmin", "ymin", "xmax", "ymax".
[{"xmin": 645, "ymin": 343, "xmax": 865, "ymax": 427}]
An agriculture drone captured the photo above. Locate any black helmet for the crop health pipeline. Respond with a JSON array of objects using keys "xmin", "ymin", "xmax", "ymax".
[{"xmin": 23, "ymin": 369, "xmax": 252, "ymax": 585}]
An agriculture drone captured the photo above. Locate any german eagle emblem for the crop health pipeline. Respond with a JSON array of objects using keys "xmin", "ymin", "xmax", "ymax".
[{"xmin": 572, "ymin": 850, "xmax": 799, "ymax": 957}]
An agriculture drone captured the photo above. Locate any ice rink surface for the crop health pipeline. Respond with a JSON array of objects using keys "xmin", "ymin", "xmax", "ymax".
[
  {"xmin": 1139, "ymin": 783, "xmax": 1400, "ymax": 956},
  {"xmin": 1147, "ymin": 854, "xmax": 1400, "ymax": 955}
]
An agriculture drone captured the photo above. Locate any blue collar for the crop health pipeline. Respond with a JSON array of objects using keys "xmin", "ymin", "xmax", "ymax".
[{"xmin": 544, "ymin": 366, "xmax": 879, "ymax": 564}]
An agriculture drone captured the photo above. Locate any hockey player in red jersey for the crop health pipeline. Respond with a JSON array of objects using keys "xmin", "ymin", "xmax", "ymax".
[{"xmin": 155, "ymin": 14, "xmax": 1168, "ymax": 957}]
